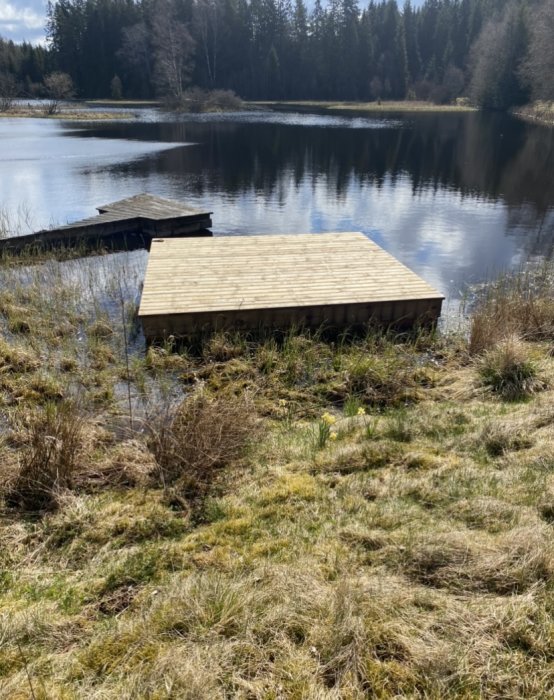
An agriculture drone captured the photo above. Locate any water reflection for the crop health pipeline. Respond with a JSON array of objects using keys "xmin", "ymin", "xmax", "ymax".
[{"xmin": 1, "ymin": 110, "xmax": 553, "ymax": 299}]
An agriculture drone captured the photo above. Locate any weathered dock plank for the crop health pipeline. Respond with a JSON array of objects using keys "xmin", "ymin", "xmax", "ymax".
[
  {"xmin": 139, "ymin": 233, "xmax": 444, "ymax": 339},
  {"xmin": 0, "ymin": 194, "xmax": 212, "ymax": 254}
]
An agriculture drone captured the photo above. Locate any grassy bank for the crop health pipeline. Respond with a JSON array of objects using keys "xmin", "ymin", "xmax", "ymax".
[
  {"xmin": 0, "ymin": 105, "xmax": 135, "ymax": 121},
  {"xmin": 512, "ymin": 101, "xmax": 554, "ymax": 127},
  {"xmin": 84, "ymin": 99, "xmax": 159, "ymax": 108},
  {"xmin": 1, "ymin": 250, "xmax": 554, "ymax": 697},
  {"xmin": 253, "ymin": 99, "xmax": 476, "ymax": 113}
]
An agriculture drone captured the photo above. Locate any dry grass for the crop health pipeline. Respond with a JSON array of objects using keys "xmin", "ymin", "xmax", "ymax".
[
  {"xmin": 0, "ymin": 107, "xmax": 133, "ymax": 121},
  {"xmin": 253, "ymin": 99, "xmax": 476, "ymax": 113},
  {"xmin": 4, "ymin": 401, "xmax": 84, "ymax": 511},
  {"xmin": 469, "ymin": 267, "xmax": 554, "ymax": 354},
  {"xmin": 1, "ymin": 250, "xmax": 554, "ymax": 697}
]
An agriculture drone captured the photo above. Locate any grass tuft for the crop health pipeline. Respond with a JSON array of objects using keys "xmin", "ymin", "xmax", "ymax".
[
  {"xmin": 4, "ymin": 400, "xmax": 84, "ymax": 511},
  {"xmin": 479, "ymin": 335, "xmax": 546, "ymax": 400}
]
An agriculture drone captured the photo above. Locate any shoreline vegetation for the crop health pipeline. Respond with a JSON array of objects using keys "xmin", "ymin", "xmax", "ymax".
[
  {"xmin": 3, "ymin": 98, "xmax": 554, "ymax": 127},
  {"xmin": 1, "ymin": 243, "xmax": 554, "ymax": 695},
  {"xmin": 0, "ymin": 103, "xmax": 136, "ymax": 121},
  {"xmin": 512, "ymin": 101, "xmax": 554, "ymax": 127},
  {"xmin": 163, "ymin": 88, "xmax": 244, "ymax": 113},
  {"xmin": 0, "ymin": 88, "xmax": 244, "ymax": 120},
  {"xmin": 253, "ymin": 99, "xmax": 477, "ymax": 113}
]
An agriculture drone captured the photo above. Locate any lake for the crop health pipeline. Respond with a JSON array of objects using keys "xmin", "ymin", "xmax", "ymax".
[{"xmin": 1, "ymin": 108, "xmax": 553, "ymax": 304}]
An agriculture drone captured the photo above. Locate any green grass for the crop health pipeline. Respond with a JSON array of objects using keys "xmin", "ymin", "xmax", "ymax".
[{"xmin": 1, "ymin": 250, "xmax": 554, "ymax": 697}]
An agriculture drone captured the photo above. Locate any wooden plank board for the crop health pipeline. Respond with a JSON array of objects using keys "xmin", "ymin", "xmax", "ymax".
[
  {"xmin": 0, "ymin": 193, "xmax": 213, "ymax": 253},
  {"xmin": 139, "ymin": 233, "xmax": 444, "ymax": 333},
  {"xmin": 96, "ymin": 193, "xmax": 209, "ymax": 220}
]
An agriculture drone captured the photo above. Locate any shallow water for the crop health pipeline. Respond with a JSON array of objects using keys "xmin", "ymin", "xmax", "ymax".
[{"xmin": 1, "ymin": 108, "xmax": 553, "ymax": 302}]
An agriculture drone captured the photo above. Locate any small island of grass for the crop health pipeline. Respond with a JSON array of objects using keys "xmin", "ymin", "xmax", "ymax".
[
  {"xmin": 0, "ymin": 105, "xmax": 136, "ymax": 121},
  {"xmin": 253, "ymin": 99, "xmax": 477, "ymax": 114}
]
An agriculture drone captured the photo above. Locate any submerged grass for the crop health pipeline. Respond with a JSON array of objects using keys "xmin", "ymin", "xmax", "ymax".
[{"xmin": 0, "ymin": 250, "xmax": 554, "ymax": 697}]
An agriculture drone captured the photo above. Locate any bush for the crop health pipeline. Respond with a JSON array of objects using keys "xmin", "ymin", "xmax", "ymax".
[
  {"xmin": 5, "ymin": 401, "xmax": 84, "ymax": 511},
  {"xmin": 167, "ymin": 87, "xmax": 244, "ymax": 113},
  {"xmin": 147, "ymin": 391, "xmax": 257, "ymax": 499},
  {"xmin": 42, "ymin": 71, "xmax": 74, "ymax": 115}
]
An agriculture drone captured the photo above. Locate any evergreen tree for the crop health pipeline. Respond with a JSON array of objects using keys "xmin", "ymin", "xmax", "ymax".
[{"xmin": 0, "ymin": 0, "xmax": 540, "ymax": 108}]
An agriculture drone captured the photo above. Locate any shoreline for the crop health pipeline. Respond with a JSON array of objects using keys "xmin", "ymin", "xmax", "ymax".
[
  {"xmin": 0, "ymin": 106, "xmax": 136, "ymax": 121},
  {"xmin": 252, "ymin": 99, "xmax": 477, "ymax": 113},
  {"xmin": 511, "ymin": 102, "xmax": 554, "ymax": 127}
]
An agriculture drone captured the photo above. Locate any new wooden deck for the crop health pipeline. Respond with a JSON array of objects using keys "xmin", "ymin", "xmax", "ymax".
[
  {"xmin": 139, "ymin": 233, "xmax": 444, "ymax": 339},
  {"xmin": 0, "ymin": 194, "xmax": 212, "ymax": 254}
]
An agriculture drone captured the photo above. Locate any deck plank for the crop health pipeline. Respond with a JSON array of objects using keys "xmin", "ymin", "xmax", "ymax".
[
  {"xmin": 0, "ymin": 193, "xmax": 213, "ymax": 253},
  {"xmin": 139, "ymin": 233, "xmax": 444, "ymax": 336}
]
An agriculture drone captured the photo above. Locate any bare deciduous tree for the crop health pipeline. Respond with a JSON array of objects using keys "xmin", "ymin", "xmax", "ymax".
[
  {"xmin": 193, "ymin": 0, "xmax": 220, "ymax": 88},
  {"xmin": 118, "ymin": 22, "xmax": 152, "ymax": 93},
  {"xmin": 152, "ymin": 0, "xmax": 195, "ymax": 101},
  {"xmin": 0, "ymin": 72, "xmax": 17, "ymax": 112},
  {"xmin": 43, "ymin": 71, "xmax": 75, "ymax": 114},
  {"xmin": 468, "ymin": 3, "xmax": 527, "ymax": 110},
  {"xmin": 521, "ymin": 0, "xmax": 554, "ymax": 102}
]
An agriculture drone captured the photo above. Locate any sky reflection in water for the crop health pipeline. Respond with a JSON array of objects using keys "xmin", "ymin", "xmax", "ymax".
[{"xmin": 0, "ymin": 109, "xmax": 553, "ymax": 302}]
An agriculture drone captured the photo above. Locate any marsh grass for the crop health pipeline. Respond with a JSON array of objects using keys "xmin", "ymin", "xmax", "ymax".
[
  {"xmin": 1, "ymin": 248, "xmax": 554, "ymax": 697},
  {"xmin": 479, "ymin": 335, "xmax": 546, "ymax": 400},
  {"xmin": 469, "ymin": 266, "xmax": 554, "ymax": 353},
  {"xmin": 5, "ymin": 400, "xmax": 84, "ymax": 511}
]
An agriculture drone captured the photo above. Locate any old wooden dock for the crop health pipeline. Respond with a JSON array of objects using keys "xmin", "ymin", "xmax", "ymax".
[
  {"xmin": 0, "ymin": 194, "xmax": 212, "ymax": 253},
  {"xmin": 139, "ymin": 232, "xmax": 444, "ymax": 339}
]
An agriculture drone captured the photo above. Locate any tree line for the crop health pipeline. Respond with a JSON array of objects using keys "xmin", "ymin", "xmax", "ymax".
[{"xmin": 0, "ymin": 0, "xmax": 553, "ymax": 109}]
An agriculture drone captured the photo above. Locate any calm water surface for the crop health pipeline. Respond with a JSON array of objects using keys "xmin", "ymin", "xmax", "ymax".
[{"xmin": 1, "ymin": 109, "xmax": 553, "ymax": 302}]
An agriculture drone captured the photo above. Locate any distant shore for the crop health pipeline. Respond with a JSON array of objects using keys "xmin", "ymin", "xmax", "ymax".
[
  {"xmin": 252, "ymin": 99, "xmax": 477, "ymax": 113},
  {"xmin": 0, "ymin": 104, "xmax": 136, "ymax": 121},
  {"xmin": 4, "ymin": 99, "xmax": 552, "ymax": 125}
]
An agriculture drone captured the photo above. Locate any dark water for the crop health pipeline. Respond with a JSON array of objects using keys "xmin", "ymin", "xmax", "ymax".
[{"xmin": 1, "ymin": 109, "xmax": 553, "ymax": 302}]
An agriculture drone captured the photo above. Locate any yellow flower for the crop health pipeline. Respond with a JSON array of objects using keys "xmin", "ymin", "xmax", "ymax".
[
  {"xmin": 357, "ymin": 407, "xmax": 366, "ymax": 416},
  {"xmin": 278, "ymin": 399, "xmax": 287, "ymax": 407},
  {"xmin": 329, "ymin": 432, "xmax": 338, "ymax": 441},
  {"xmin": 321, "ymin": 412, "xmax": 337, "ymax": 426}
]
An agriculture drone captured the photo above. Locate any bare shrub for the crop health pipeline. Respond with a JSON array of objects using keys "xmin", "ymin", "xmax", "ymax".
[
  {"xmin": 5, "ymin": 401, "xmax": 84, "ymax": 511},
  {"xmin": 43, "ymin": 72, "xmax": 74, "ymax": 115},
  {"xmin": 147, "ymin": 391, "xmax": 257, "ymax": 499},
  {"xmin": 172, "ymin": 87, "xmax": 243, "ymax": 112},
  {"xmin": 0, "ymin": 71, "xmax": 17, "ymax": 112},
  {"xmin": 207, "ymin": 89, "xmax": 243, "ymax": 111}
]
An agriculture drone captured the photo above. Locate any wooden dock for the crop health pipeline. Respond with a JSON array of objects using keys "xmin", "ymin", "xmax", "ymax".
[
  {"xmin": 0, "ymin": 194, "xmax": 212, "ymax": 254},
  {"xmin": 139, "ymin": 233, "xmax": 444, "ymax": 339}
]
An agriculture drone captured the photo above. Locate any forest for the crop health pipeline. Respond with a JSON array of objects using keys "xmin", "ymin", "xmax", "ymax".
[{"xmin": 0, "ymin": 0, "xmax": 553, "ymax": 108}]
